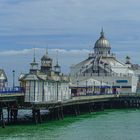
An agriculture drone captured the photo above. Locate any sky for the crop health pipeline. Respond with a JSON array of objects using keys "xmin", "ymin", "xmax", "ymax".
[{"xmin": 0, "ymin": 0, "xmax": 140, "ymax": 86}]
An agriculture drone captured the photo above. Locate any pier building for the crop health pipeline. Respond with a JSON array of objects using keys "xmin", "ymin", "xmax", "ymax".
[
  {"xmin": 70, "ymin": 29, "xmax": 139, "ymax": 95},
  {"xmin": 0, "ymin": 69, "xmax": 7, "ymax": 89},
  {"xmin": 19, "ymin": 50, "xmax": 71, "ymax": 103}
]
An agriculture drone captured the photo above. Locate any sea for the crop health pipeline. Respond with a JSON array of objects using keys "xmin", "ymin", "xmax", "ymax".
[{"xmin": 0, "ymin": 109, "xmax": 140, "ymax": 140}]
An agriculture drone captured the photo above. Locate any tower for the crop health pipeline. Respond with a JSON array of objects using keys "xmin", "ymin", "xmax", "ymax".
[
  {"xmin": 30, "ymin": 48, "xmax": 38, "ymax": 74},
  {"xmin": 125, "ymin": 56, "xmax": 131, "ymax": 68},
  {"xmin": 125, "ymin": 56, "xmax": 131, "ymax": 64},
  {"xmin": 40, "ymin": 49, "xmax": 52, "ymax": 74},
  {"xmin": 54, "ymin": 61, "xmax": 61, "ymax": 75},
  {"xmin": 94, "ymin": 29, "xmax": 111, "ymax": 55},
  {"xmin": 54, "ymin": 50, "xmax": 61, "ymax": 75}
]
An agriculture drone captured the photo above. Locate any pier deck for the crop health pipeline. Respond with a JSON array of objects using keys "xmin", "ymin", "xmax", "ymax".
[
  {"xmin": 32, "ymin": 93, "xmax": 139, "ymax": 107},
  {"xmin": 0, "ymin": 93, "xmax": 140, "ymax": 127}
]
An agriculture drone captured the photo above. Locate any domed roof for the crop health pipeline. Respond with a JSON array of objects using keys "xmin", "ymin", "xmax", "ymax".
[
  {"xmin": 94, "ymin": 29, "xmax": 110, "ymax": 48},
  {"xmin": 41, "ymin": 49, "xmax": 52, "ymax": 61},
  {"xmin": 41, "ymin": 55, "xmax": 52, "ymax": 60}
]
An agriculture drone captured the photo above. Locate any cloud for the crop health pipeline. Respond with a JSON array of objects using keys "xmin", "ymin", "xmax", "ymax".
[
  {"xmin": 0, "ymin": 49, "xmax": 31, "ymax": 56},
  {"xmin": 0, "ymin": 48, "xmax": 89, "ymax": 56}
]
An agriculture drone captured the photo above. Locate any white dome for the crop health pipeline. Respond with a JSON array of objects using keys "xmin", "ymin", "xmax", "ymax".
[{"xmin": 94, "ymin": 30, "xmax": 110, "ymax": 48}]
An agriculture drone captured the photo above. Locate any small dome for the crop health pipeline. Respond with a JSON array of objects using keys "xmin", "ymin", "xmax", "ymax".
[
  {"xmin": 41, "ymin": 49, "xmax": 52, "ymax": 61},
  {"xmin": 94, "ymin": 29, "xmax": 110, "ymax": 48},
  {"xmin": 41, "ymin": 55, "xmax": 52, "ymax": 61},
  {"xmin": 126, "ymin": 56, "xmax": 130, "ymax": 59}
]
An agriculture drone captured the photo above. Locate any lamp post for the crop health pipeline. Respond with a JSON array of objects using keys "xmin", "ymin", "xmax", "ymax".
[
  {"xmin": 106, "ymin": 82, "xmax": 108, "ymax": 94},
  {"xmin": 86, "ymin": 80, "xmax": 88, "ymax": 95},
  {"xmin": 104, "ymin": 63, "xmax": 107, "ymax": 76},
  {"xmin": 93, "ymin": 81, "xmax": 95, "ymax": 94},
  {"xmin": 76, "ymin": 80, "xmax": 79, "ymax": 96},
  {"xmin": 98, "ymin": 60, "xmax": 100, "ymax": 76},
  {"xmin": 100, "ymin": 80, "xmax": 102, "ymax": 94},
  {"xmin": 85, "ymin": 65, "xmax": 88, "ymax": 74},
  {"xmin": 112, "ymin": 82, "xmax": 114, "ymax": 94},
  {"xmin": 12, "ymin": 70, "xmax": 15, "ymax": 90},
  {"xmin": 56, "ymin": 79, "xmax": 59, "ymax": 101}
]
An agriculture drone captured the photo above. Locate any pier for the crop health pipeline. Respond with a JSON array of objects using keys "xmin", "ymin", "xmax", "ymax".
[{"xmin": 0, "ymin": 91, "xmax": 140, "ymax": 128}]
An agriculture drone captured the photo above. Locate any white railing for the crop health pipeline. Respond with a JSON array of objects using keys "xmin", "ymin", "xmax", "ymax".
[
  {"xmin": 89, "ymin": 53, "xmax": 116, "ymax": 58},
  {"xmin": 73, "ymin": 72, "xmax": 134, "ymax": 78}
]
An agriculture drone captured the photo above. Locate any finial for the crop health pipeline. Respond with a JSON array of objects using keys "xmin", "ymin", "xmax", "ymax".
[
  {"xmin": 33, "ymin": 48, "xmax": 36, "ymax": 63},
  {"xmin": 46, "ymin": 48, "xmax": 48, "ymax": 55},
  {"xmin": 54, "ymin": 49, "xmax": 61, "ymax": 74},
  {"xmin": 126, "ymin": 55, "xmax": 130, "ymax": 59},
  {"xmin": 100, "ymin": 27, "xmax": 104, "ymax": 37},
  {"xmin": 56, "ymin": 49, "xmax": 59, "ymax": 65}
]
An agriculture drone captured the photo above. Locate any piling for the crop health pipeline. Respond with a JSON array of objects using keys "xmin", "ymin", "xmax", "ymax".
[{"xmin": 0, "ymin": 108, "xmax": 5, "ymax": 128}]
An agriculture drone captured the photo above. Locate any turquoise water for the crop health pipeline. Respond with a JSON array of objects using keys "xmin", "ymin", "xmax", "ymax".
[{"xmin": 0, "ymin": 109, "xmax": 140, "ymax": 140}]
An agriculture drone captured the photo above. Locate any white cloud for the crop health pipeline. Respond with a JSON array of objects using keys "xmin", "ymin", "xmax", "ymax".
[
  {"xmin": 0, "ymin": 48, "xmax": 90, "ymax": 56},
  {"xmin": 0, "ymin": 49, "xmax": 31, "ymax": 56}
]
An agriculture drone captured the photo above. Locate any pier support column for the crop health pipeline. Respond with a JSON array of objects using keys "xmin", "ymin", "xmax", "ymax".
[
  {"xmin": 51, "ymin": 109, "xmax": 55, "ymax": 120},
  {"xmin": 32, "ymin": 109, "xmax": 38, "ymax": 124},
  {"xmin": 60, "ymin": 106, "xmax": 64, "ymax": 120},
  {"xmin": 1, "ymin": 109, "xmax": 5, "ymax": 128},
  {"xmin": 48, "ymin": 109, "xmax": 53, "ymax": 121},
  {"xmin": 32, "ymin": 109, "xmax": 42, "ymax": 124},
  {"xmin": 101, "ymin": 102, "xmax": 104, "ymax": 110},
  {"xmin": 88, "ymin": 103, "xmax": 92, "ymax": 114},
  {"xmin": 10, "ymin": 108, "xmax": 13, "ymax": 123},
  {"xmin": 7, "ymin": 108, "xmax": 10, "ymax": 124},
  {"xmin": 110, "ymin": 101, "xmax": 113, "ymax": 109},
  {"xmin": 53, "ymin": 108, "xmax": 57, "ymax": 120},
  {"xmin": 57, "ymin": 107, "xmax": 61, "ymax": 120},
  {"xmin": 0, "ymin": 108, "xmax": 1, "ymax": 121},
  {"xmin": 90, "ymin": 103, "xmax": 94, "ymax": 112},
  {"xmin": 37, "ymin": 109, "xmax": 42, "ymax": 123},
  {"xmin": 0, "ymin": 108, "xmax": 5, "ymax": 128},
  {"xmin": 13, "ymin": 108, "xmax": 18, "ymax": 123},
  {"xmin": 10, "ymin": 104, "xmax": 18, "ymax": 124},
  {"xmin": 77, "ymin": 104, "xmax": 80, "ymax": 115},
  {"xmin": 73, "ymin": 105, "xmax": 78, "ymax": 116}
]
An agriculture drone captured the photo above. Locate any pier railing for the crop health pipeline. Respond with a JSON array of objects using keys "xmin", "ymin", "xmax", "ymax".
[{"xmin": 72, "ymin": 73, "xmax": 135, "ymax": 78}]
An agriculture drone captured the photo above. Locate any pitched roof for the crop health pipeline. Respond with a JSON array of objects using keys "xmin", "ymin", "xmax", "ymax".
[{"xmin": 0, "ymin": 69, "xmax": 7, "ymax": 81}]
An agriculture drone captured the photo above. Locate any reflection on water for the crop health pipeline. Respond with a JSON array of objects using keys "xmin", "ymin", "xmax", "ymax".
[{"xmin": 1, "ymin": 109, "xmax": 140, "ymax": 140}]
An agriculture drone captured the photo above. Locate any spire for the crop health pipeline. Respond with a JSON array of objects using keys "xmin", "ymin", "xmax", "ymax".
[
  {"xmin": 54, "ymin": 49, "xmax": 61, "ymax": 74},
  {"xmin": 56, "ymin": 49, "xmax": 59, "ymax": 66},
  {"xmin": 33, "ymin": 48, "xmax": 36, "ymax": 63},
  {"xmin": 100, "ymin": 28, "xmax": 104, "ymax": 37},
  {"xmin": 55, "ymin": 49, "xmax": 60, "ymax": 67},
  {"xmin": 31, "ymin": 48, "xmax": 38, "ymax": 65},
  {"xmin": 46, "ymin": 48, "xmax": 48, "ymax": 55},
  {"xmin": 30, "ymin": 48, "xmax": 38, "ymax": 74}
]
